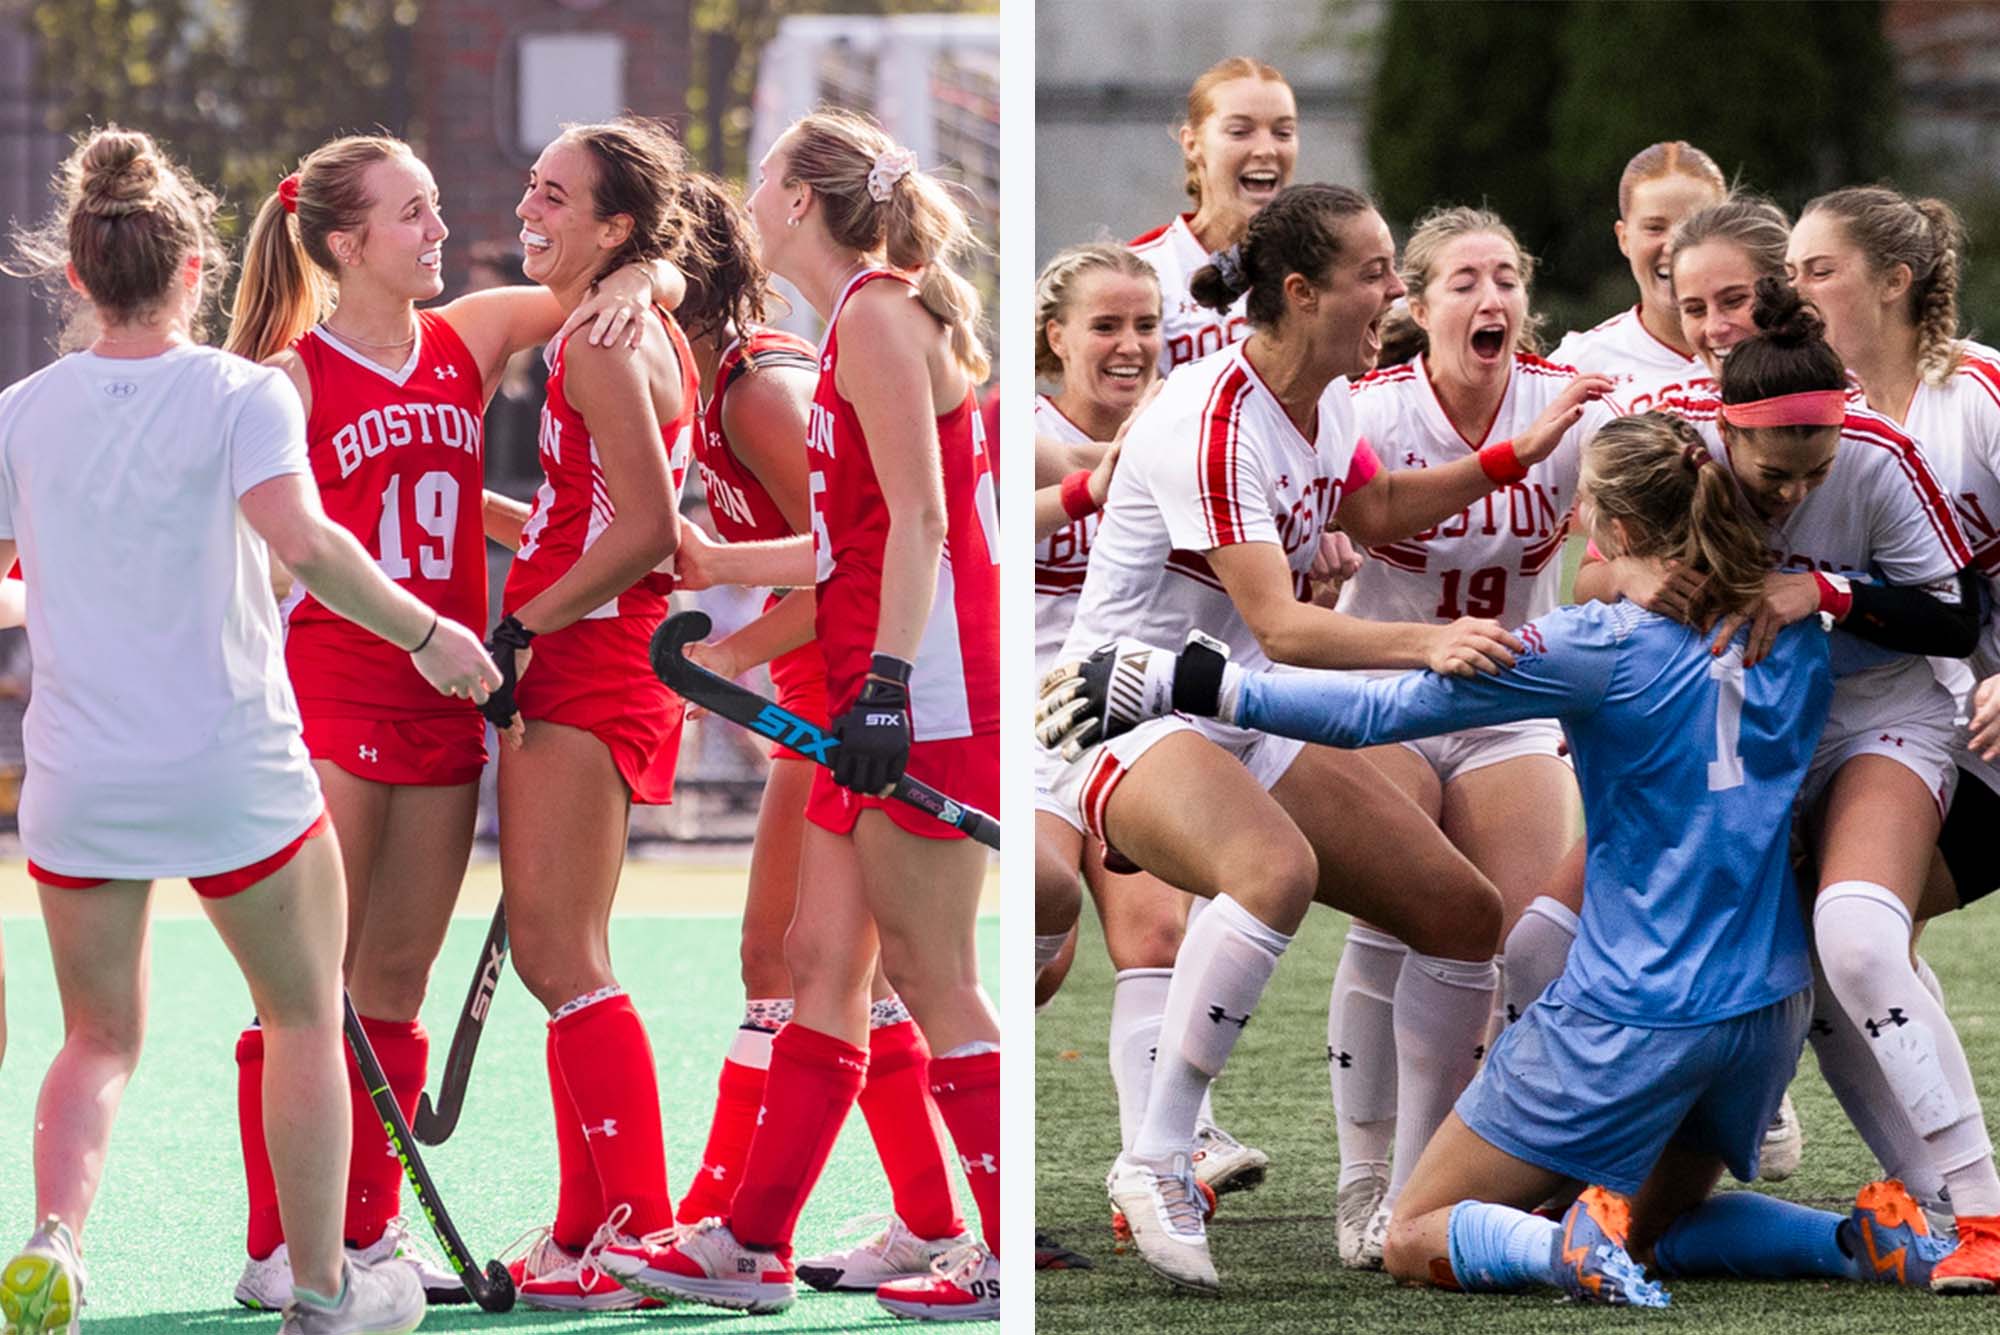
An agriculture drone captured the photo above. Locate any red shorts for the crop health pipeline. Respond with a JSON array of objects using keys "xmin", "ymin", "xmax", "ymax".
[
  {"xmin": 515, "ymin": 612, "xmax": 684, "ymax": 805},
  {"xmin": 768, "ymin": 642, "xmax": 830, "ymax": 763},
  {"xmin": 805, "ymin": 731, "xmax": 997, "ymax": 841},
  {"xmin": 300, "ymin": 708, "xmax": 487, "ymax": 786},
  {"xmin": 31, "ymin": 810, "xmax": 332, "ymax": 899}
]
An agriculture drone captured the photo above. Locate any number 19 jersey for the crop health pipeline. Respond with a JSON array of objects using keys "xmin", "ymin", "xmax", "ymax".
[{"xmin": 285, "ymin": 310, "xmax": 487, "ymax": 718}]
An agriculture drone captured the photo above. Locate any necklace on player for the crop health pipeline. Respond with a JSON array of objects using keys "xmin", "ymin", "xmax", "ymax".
[{"xmin": 323, "ymin": 317, "xmax": 418, "ymax": 351}]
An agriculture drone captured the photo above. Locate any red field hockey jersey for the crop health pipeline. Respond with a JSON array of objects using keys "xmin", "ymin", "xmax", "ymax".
[
  {"xmin": 807, "ymin": 269, "xmax": 999, "ymax": 739},
  {"xmin": 285, "ymin": 310, "xmax": 487, "ymax": 716},
  {"xmin": 695, "ymin": 326, "xmax": 818, "ymax": 543},
  {"xmin": 506, "ymin": 309, "xmax": 699, "ymax": 620}
]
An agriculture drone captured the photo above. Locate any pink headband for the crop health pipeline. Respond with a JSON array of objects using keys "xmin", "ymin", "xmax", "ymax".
[{"xmin": 1718, "ymin": 391, "xmax": 1847, "ymax": 429}]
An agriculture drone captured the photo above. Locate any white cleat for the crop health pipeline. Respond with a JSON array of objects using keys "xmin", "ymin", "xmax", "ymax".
[
  {"xmin": 277, "ymin": 1257, "xmax": 424, "ymax": 1335},
  {"xmin": 797, "ymin": 1214, "xmax": 975, "ymax": 1292},
  {"xmin": 1337, "ymin": 1170, "xmax": 1389, "ymax": 1270},
  {"xmin": 876, "ymin": 1241, "xmax": 999, "ymax": 1322},
  {"xmin": 1105, "ymin": 1152, "xmax": 1219, "ymax": 1293},
  {"xmin": 1759, "ymin": 1092, "xmax": 1805, "ymax": 1182},
  {"xmin": 236, "ymin": 1244, "xmax": 294, "ymax": 1311},
  {"xmin": 352, "ymin": 1220, "xmax": 467, "ymax": 1306},
  {"xmin": 595, "ymin": 1217, "xmax": 795, "ymax": 1314},
  {"xmin": 1, "ymin": 1216, "xmax": 84, "ymax": 1335},
  {"xmin": 1191, "ymin": 1123, "xmax": 1270, "ymax": 1195}
]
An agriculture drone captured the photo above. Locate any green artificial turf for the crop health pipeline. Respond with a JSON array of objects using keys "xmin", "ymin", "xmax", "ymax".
[
  {"xmin": 0, "ymin": 910, "xmax": 999, "ymax": 1331},
  {"xmin": 1035, "ymin": 905, "xmax": 2000, "ymax": 1332}
]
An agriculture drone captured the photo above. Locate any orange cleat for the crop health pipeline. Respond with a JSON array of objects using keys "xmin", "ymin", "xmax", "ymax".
[
  {"xmin": 1553, "ymin": 1186, "xmax": 1669, "ymax": 1307},
  {"xmin": 1932, "ymin": 1214, "xmax": 2000, "ymax": 1295}
]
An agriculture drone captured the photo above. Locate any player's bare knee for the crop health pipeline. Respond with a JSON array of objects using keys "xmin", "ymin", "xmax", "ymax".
[
  {"xmin": 1236, "ymin": 833, "xmax": 1316, "ymax": 932},
  {"xmin": 1381, "ymin": 1216, "xmax": 1433, "ymax": 1285},
  {"xmin": 1411, "ymin": 873, "xmax": 1503, "ymax": 960},
  {"xmin": 1106, "ymin": 916, "xmax": 1183, "ymax": 971},
  {"xmin": 1035, "ymin": 842, "xmax": 1083, "ymax": 928},
  {"xmin": 738, "ymin": 936, "xmax": 790, "ymax": 996},
  {"xmin": 783, "ymin": 921, "xmax": 869, "ymax": 999}
]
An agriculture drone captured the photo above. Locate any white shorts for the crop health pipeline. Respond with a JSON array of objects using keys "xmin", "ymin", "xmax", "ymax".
[
  {"xmin": 1397, "ymin": 716, "xmax": 1571, "ymax": 785},
  {"xmin": 1035, "ymin": 741, "xmax": 1084, "ymax": 834},
  {"xmin": 1803, "ymin": 660, "xmax": 1959, "ymax": 819},
  {"xmin": 1048, "ymin": 714, "xmax": 1306, "ymax": 843}
]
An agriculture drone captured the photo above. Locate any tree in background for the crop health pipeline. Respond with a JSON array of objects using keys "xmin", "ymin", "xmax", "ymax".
[{"xmin": 1367, "ymin": 0, "xmax": 1902, "ymax": 334}]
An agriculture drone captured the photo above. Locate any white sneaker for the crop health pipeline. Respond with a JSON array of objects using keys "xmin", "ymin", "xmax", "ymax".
[
  {"xmin": 1337, "ymin": 1170, "xmax": 1389, "ymax": 1270},
  {"xmin": 1191, "ymin": 1123, "xmax": 1269, "ymax": 1195},
  {"xmin": 278, "ymin": 1258, "xmax": 423, "ymax": 1335},
  {"xmin": 1, "ymin": 1216, "xmax": 84, "ymax": 1335},
  {"xmin": 1760, "ymin": 1092, "xmax": 1805, "ymax": 1181},
  {"xmin": 1362, "ymin": 1199, "xmax": 1391, "ymax": 1269},
  {"xmin": 237, "ymin": 1224, "xmax": 469, "ymax": 1310},
  {"xmin": 796, "ymin": 1213, "xmax": 975, "ymax": 1291},
  {"xmin": 595, "ymin": 1216, "xmax": 796, "ymax": 1314},
  {"xmin": 502, "ymin": 1210, "xmax": 659, "ymax": 1312},
  {"xmin": 876, "ymin": 1241, "xmax": 999, "ymax": 1321},
  {"xmin": 1105, "ymin": 1151, "xmax": 1218, "ymax": 1292},
  {"xmin": 236, "ymin": 1243, "xmax": 294, "ymax": 1311}
]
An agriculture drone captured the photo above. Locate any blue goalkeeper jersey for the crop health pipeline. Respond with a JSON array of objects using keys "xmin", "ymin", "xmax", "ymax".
[{"xmin": 1235, "ymin": 600, "xmax": 1833, "ymax": 1027}]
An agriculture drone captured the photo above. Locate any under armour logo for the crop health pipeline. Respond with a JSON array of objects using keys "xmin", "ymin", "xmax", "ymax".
[
  {"xmin": 1505, "ymin": 1004, "xmax": 1521, "ymax": 1024},
  {"xmin": 1810, "ymin": 1017, "xmax": 1835, "ymax": 1036},
  {"xmin": 434, "ymin": 364, "xmax": 459, "ymax": 379},
  {"xmin": 822, "ymin": 355, "xmax": 833, "ymax": 371},
  {"xmin": 1473, "ymin": 1043, "xmax": 1486, "ymax": 1061},
  {"xmin": 105, "ymin": 381, "xmax": 137, "ymax": 399},
  {"xmin": 702, "ymin": 1161, "xmax": 726, "ymax": 1181},
  {"xmin": 1329, "ymin": 1049, "xmax": 1353, "ymax": 1069},
  {"xmin": 1879, "ymin": 732, "xmax": 1905, "ymax": 748},
  {"xmin": 961, "ymin": 1152, "xmax": 998, "ymax": 1175},
  {"xmin": 582, "ymin": 1118, "xmax": 618, "ymax": 1138},
  {"xmin": 1275, "ymin": 474, "xmax": 1290, "ymax": 490},
  {"xmin": 358, "ymin": 744, "xmax": 379, "ymax": 763},
  {"xmin": 1206, "ymin": 1005, "xmax": 1250, "ymax": 1030},
  {"xmin": 1403, "ymin": 451, "xmax": 1422, "ymax": 467},
  {"xmin": 1864, "ymin": 1008, "xmax": 1909, "ymax": 1038}
]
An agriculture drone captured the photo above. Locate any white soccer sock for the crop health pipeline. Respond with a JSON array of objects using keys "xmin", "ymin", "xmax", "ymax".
[
  {"xmin": 1815, "ymin": 881, "xmax": 2000, "ymax": 1215},
  {"xmin": 1386, "ymin": 950, "xmax": 1498, "ymax": 1203},
  {"xmin": 1806, "ymin": 959, "xmax": 1949, "ymax": 1210},
  {"xmin": 1328, "ymin": 923, "xmax": 1404, "ymax": 1190},
  {"xmin": 1502, "ymin": 895, "xmax": 1577, "ymax": 1026},
  {"xmin": 1034, "ymin": 932, "xmax": 1070, "ymax": 969},
  {"xmin": 1131, "ymin": 894, "xmax": 1290, "ymax": 1161},
  {"xmin": 726, "ymin": 998, "xmax": 793, "ymax": 1069},
  {"xmin": 1109, "ymin": 967, "xmax": 1171, "ymax": 1152},
  {"xmin": 1916, "ymin": 953, "xmax": 1946, "ymax": 1009},
  {"xmin": 1484, "ymin": 954, "xmax": 1508, "ymax": 1054}
]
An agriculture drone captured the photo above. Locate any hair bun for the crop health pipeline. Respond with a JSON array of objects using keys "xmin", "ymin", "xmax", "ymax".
[
  {"xmin": 76, "ymin": 129, "xmax": 161, "ymax": 219},
  {"xmin": 1750, "ymin": 275, "xmax": 1822, "ymax": 346}
]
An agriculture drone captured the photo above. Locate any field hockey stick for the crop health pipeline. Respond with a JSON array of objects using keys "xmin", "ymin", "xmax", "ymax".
[
  {"xmin": 413, "ymin": 901, "xmax": 507, "ymax": 1146},
  {"xmin": 343, "ymin": 994, "xmax": 516, "ymax": 1312},
  {"xmin": 649, "ymin": 611, "xmax": 1001, "ymax": 850}
]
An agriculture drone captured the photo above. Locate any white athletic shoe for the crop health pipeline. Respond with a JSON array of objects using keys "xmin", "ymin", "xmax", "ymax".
[
  {"xmin": 1, "ymin": 1216, "xmax": 83, "ymax": 1335},
  {"xmin": 1362, "ymin": 1199, "xmax": 1392, "ymax": 1269},
  {"xmin": 353, "ymin": 1220, "xmax": 467, "ymax": 1306},
  {"xmin": 1760, "ymin": 1092, "xmax": 1805, "ymax": 1182},
  {"xmin": 876, "ymin": 1241, "xmax": 999, "ymax": 1321},
  {"xmin": 1337, "ymin": 1170, "xmax": 1389, "ymax": 1270},
  {"xmin": 1105, "ymin": 1152, "xmax": 1218, "ymax": 1293},
  {"xmin": 502, "ymin": 1212, "xmax": 659, "ymax": 1312},
  {"xmin": 236, "ymin": 1244, "xmax": 295, "ymax": 1311},
  {"xmin": 1191, "ymin": 1123, "xmax": 1270, "ymax": 1195},
  {"xmin": 278, "ymin": 1258, "xmax": 424, "ymax": 1335},
  {"xmin": 796, "ymin": 1213, "xmax": 975, "ymax": 1291},
  {"xmin": 596, "ymin": 1216, "xmax": 796, "ymax": 1314}
]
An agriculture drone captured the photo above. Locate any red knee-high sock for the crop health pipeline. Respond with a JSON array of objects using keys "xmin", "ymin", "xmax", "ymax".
[
  {"xmin": 345, "ymin": 1016, "xmax": 428, "ymax": 1249},
  {"xmin": 237, "ymin": 1024, "xmax": 284, "ymax": 1260},
  {"xmin": 859, "ymin": 1020, "xmax": 966, "ymax": 1240},
  {"xmin": 549, "ymin": 992, "xmax": 673, "ymax": 1237},
  {"xmin": 546, "ymin": 1024, "xmax": 604, "ymax": 1252},
  {"xmin": 927, "ymin": 1050, "xmax": 1000, "ymax": 1255},
  {"xmin": 729, "ymin": 1024, "xmax": 868, "ymax": 1254},
  {"xmin": 677, "ymin": 1058, "xmax": 768, "ymax": 1225}
]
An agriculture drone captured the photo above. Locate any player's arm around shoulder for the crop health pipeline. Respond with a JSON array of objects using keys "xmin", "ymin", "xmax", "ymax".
[
  {"xmin": 718, "ymin": 360, "xmax": 815, "ymax": 533},
  {"xmin": 563, "ymin": 325, "xmax": 680, "ymax": 561}
]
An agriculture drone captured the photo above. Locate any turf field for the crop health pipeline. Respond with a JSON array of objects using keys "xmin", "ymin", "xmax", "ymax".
[
  {"xmin": 1035, "ymin": 903, "xmax": 2000, "ymax": 1332},
  {"xmin": 0, "ymin": 856, "xmax": 999, "ymax": 1331}
]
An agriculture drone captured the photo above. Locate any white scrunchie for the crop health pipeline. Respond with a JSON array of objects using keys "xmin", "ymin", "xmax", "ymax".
[{"xmin": 867, "ymin": 147, "xmax": 918, "ymax": 203}]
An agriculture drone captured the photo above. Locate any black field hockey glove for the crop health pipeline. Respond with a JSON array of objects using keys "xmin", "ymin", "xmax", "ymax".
[
  {"xmin": 1035, "ymin": 630, "xmax": 1232, "ymax": 763},
  {"xmin": 833, "ymin": 654, "xmax": 913, "ymax": 794},
  {"xmin": 478, "ymin": 615, "xmax": 536, "ymax": 728}
]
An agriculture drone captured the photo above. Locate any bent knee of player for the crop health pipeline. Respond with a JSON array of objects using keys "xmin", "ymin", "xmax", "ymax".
[
  {"xmin": 1409, "ymin": 873, "xmax": 1503, "ymax": 961},
  {"xmin": 1034, "ymin": 842, "xmax": 1083, "ymax": 928},
  {"xmin": 784, "ymin": 920, "xmax": 872, "ymax": 1000},
  {"xmin": 1382, "ymin": 1213, "xmax": 1443, "ymax": 1285},
  {"xmin": 1103, "ymin": 911, "xmax": 1183, "ymax": 971},
  {"xmin": 1236, "ymin": 834, "xmax": 1318, "ymax": 934}
]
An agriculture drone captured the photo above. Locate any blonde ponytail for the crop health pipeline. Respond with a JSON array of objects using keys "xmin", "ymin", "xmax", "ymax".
[
  {"xmin": 882, "ymin": 169, "xmax": 988, "ymax": 380},
  {"xmin": 225, "ymin": 188, "xmax": 331, "ymax": 361}
]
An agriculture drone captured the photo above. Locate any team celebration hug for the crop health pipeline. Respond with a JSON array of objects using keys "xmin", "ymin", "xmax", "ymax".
[{"xmin": 1032, "ymin": 5, "xmax": 2000, "ymax": 1330}]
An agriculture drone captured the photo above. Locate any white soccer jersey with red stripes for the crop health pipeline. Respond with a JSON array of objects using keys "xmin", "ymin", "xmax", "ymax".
[
  {"xmin": 1906, "ymin": 342, "xmax": 2000, "ymax": 676},
  {"xmin": 1035, "ymin": 395, "xmax": 1097, "ymax": 675},
  {"xmin": 1130, "ymin": 214, "xmax": 1249, "ymax": 377},
  {"xmin": 1549, "ymin": 305, "xmax": 1698, "ymax": 388},
  {"xmin": 1611, "ymin": 366, "xmax": 1719, "ymax": 417},
  {"xmin": 1339, "ymin": 352, "xmax": 1611, "ymax": 629},
  {"xmin": 1059, "ymin": 342, "xmax": 1374, "ymax": 674}
]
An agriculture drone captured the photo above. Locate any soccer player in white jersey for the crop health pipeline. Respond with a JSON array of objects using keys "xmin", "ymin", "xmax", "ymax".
[
  {"xmin": 0, "ymin": 126, "xmax": 497, "ymax": 1333},
  {"xmin": 1129, "ymin": 57, "xmax": 1296, "ymax": 376},
  {"xmin": 1030, "ymin": 243, "xmax": 1269, "ymax": 1232},
  {"xmin": 1331, "ymin": 207, "xmax": 1614, "ymax": 1266},
  {"xmin": 1549, "ymin": 142, "xmax": 1724, "ymax": 385},
  {"xmin": 1044, "ymin": 183, "xmax": 1602, "ymax": 1293}
]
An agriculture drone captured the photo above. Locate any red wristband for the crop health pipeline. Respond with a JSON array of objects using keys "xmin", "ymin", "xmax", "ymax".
[
  {"xmin": 1813, "ymin": 571, "xmax": 1852, "ymax": 622},
  {"xmin": 1477, "ymin": 439, "xmax": 1530, "ymax": 486},
  {"xmin": 1059, "ymin": 469, "xmax": 1099, "ymax": 521}
]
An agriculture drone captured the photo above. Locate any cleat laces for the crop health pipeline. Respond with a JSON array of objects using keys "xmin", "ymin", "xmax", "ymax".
[{"xmin": 926, "ymin": 1241, "xmax": 989, "ymax": 1286}]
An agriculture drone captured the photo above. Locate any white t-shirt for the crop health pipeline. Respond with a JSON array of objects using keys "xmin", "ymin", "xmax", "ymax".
[
  {"xmin": 0, "ymin": 344, "xmax": 322, "ymax": 876},
  {"xmin": 1130, "ymin": 214, "xmax": 1249, "ymax": 377},
  {"xmin": 1549, "ymin": 305, "xmax": 1698, "ymax": 389},
  {"xmin": 1034, "ymin": 395, "xmax": 1098, "ymax": 676},
  {"xmin": 1060, "ymin": 342, "xmax": 1378, "ymax": 676},
  {"xmin": 1341, "ymin": 352, "xmax": 1612, "ymax": 629},
  {"xmin": 1905, "ymin": 341, "xmax": 2000, "ymax": 677}
]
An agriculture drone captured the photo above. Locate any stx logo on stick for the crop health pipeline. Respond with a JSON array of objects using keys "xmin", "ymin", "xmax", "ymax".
[
  {"xmin": 749, "ymin": 703, "xmax": 839, "ymax": 762},
  {"xmin": 469, "ymin": 939, "xmax": 504, "ymax": 1022},
  {"xmin": 1207, "ymin": 1006, "xmax": 1250, "ymax": 1030}
]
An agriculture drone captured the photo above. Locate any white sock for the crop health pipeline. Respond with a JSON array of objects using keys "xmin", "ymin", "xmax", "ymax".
[
  {"xmin": 1329, "ymin": 923, "xmax": 1403, "ymax": 1191},
  {"xmin": 1131, "ymin": 894, "xmax": 1290, "ymax": 1161},
  {"xmin": 1916, "ymin": 954, "xmax": 1946, "ymax": 1009},
  {"xmin": 1484, "ymin": 954, "xmax": 1508, "ymax": 1055},
  {"xmin": 727, "ymin": 998, "xmax": 791, "ymax": 1068},
  {"xmin": 1109, "ymin": 968, "xmax": 1171, "ymax": 1152},
  {"xmin": 1386, "ymin": 951, "xmax": 1498, "ymax": 1203},
  {"xmin": 1502, "ymin": 895, "xmax": 1577, "ymax": 1026},
  {"xmin": 1815, "ymin": 881, "xmax": 2000, "ymax": 1215},
  {"xmin": 1034, "ymin": 932, "xmax": 1070, "ymax": 969}
]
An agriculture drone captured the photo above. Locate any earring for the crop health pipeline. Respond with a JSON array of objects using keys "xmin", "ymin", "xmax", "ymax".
[{"xmin": 786, "ymin": 217, "xmax": 799, "ymax": 229}]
